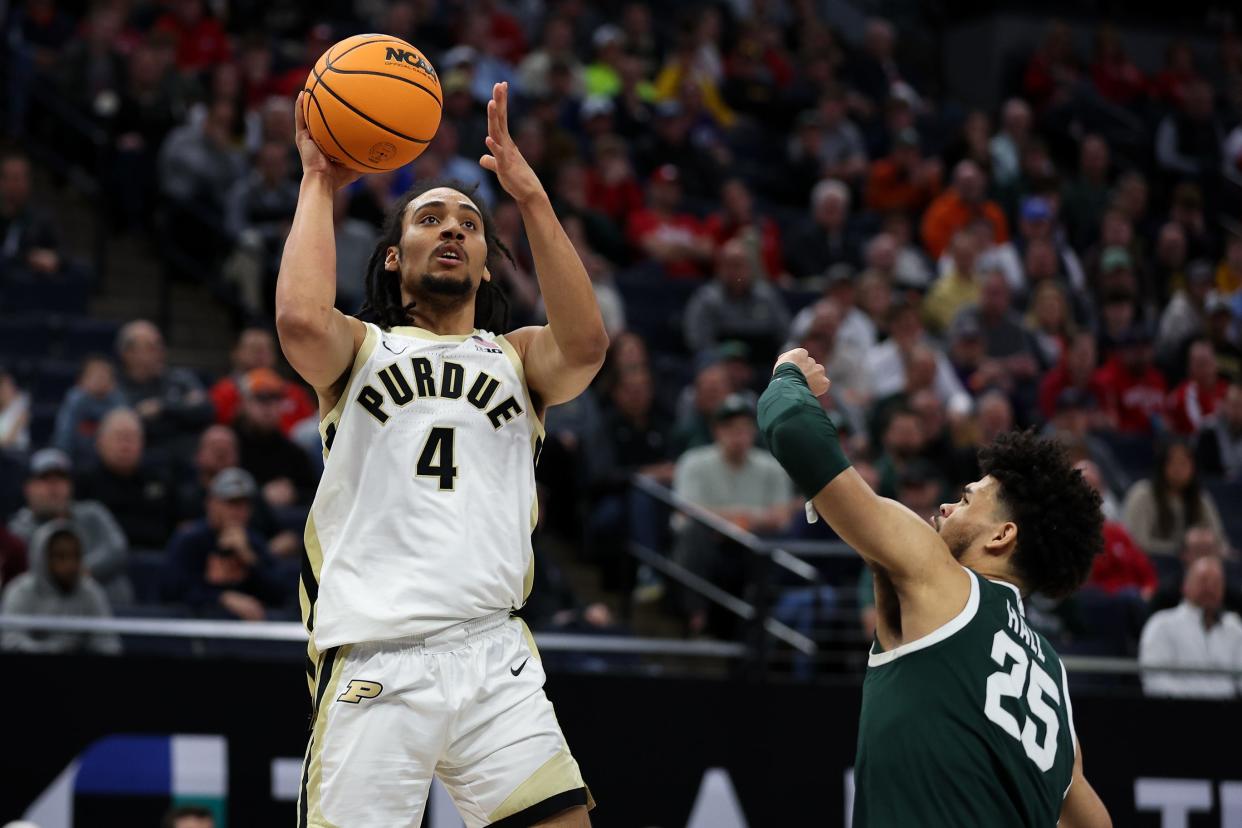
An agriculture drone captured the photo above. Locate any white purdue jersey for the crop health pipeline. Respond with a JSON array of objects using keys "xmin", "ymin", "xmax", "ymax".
[{"xmin": 302, "ymin": 322, "xmax": 544, "ymax": 652}]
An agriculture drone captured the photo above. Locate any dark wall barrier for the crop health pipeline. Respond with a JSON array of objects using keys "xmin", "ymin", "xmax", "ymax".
[{"xmin": 1, "ymin": 654, "xmax": 1240, "ymax": 827}]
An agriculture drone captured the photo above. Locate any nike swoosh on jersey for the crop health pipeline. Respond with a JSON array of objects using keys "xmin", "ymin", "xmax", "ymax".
[{"xmin": 382, "ymin": 340, "xmax": 408, "ymax": 355}]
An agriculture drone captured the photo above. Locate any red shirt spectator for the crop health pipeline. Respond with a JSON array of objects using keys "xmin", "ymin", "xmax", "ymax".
[
  {"xmin": 0, "ymin": 525, "xmax": 27, "ymax": 589},
  {"xmin": 1088, "ymin": 520, "xmax": 1158, "ymax": 597},
  {"xmin": 1165, "ymin": 340, "xmax": 1229, "ymax": 435},
  {"xmin": 627, "ymin": 165, "xmax": 714, "ymax": 279},
  {"xmin": 702, "ymin": 179, "xmax": 784, "ymax": 280},
  {"xmin": 211, "ymin": 369, "xmax": 314, "ymax": 437},
  {"xmin": 1089, "ymin": 29, "xmax": 1147, "ymax": 105},
  {"xmin": 586, "ymin": 136, "xmax": 644, "ymax": 225},
  {"xmin": 1092, "ymin": 334, "xmax": 1168, "ymax": 434},
  {"xmin": 153, "ymin": 0, "xmax": 230, "ymax": 73},
  {"xmin": 865, "ymin": 128, "xmax": 943, "ymax": 215}
]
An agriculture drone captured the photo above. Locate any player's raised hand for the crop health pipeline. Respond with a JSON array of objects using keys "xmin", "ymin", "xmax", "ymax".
[
  {"xmin": 293, "ymin": 92, "xmax": 361, "ymax": 190},
  {"xmin": 774, "ymin": 348, "xmax": 831, "ymax": 397},
  {"xmin": 479, "ymin": 82, "xmax": 546, "ymax": 206}
]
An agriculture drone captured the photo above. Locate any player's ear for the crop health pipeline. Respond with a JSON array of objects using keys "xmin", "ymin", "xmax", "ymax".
[
  {"xmin": 384, "ymin": 246, "xmax": 400, "ymax": 272},
  {"xmin": 985, "ymin": 521, "xmax": 1018, "ymax": 554},
  {"xmin": 482, "ymin": 266, "xmax": 492, "ymax": 283}
]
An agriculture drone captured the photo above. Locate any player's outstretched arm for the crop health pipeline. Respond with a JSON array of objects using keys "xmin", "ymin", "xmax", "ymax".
[
  {"xmin": 478, "ymin": 82, "xmax": 609, "ymax": 408},
  {"xmin": 757, "ymin": 349, "xmax": 963, "ymax": 589},
  {"xmin": 1060, "ymin": 744, "xmax": 1112, "ymax": 828},
  {"xmin": 275, "ymin": 93, "xmax": 366, "ymax": 395}
]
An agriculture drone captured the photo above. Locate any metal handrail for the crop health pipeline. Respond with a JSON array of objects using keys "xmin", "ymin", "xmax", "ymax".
[
  {"xmin": 630, "ymin": 543, "xmax": 817, "ymax": 655},
  {"xmin": 0, "ymin": 615, "xmax": 746, "ymax": 658},
  {"xmin": 630, "ymin": 473, "xmax": 821, "ymax": 581}
]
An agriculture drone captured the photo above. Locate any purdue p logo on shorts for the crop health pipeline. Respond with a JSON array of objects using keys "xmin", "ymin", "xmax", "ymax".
[{"xmin": 337, "ymin": 680, "xmax": 384, "ymax": 704}]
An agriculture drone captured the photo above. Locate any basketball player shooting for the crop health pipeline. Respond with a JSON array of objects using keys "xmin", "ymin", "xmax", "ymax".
[
  {"xmin": 278, "ymin": 82, "xmax": 605, "ymax": 827},
  {"xmin": 757, "ymin": 349, "xmax": 1113, "ymax": 827}
]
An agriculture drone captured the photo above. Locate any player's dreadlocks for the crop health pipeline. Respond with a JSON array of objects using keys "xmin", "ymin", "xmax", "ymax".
[
  {"xmin": 978, "ymin": 430, "xmax": 1104, "ymax": 599},
  {"xmin": 359, "ymin": 179, "xmax": 515, "ymax": 332}
]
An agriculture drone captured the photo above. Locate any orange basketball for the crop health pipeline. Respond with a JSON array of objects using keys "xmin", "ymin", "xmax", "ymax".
[{"xmin": 302, "ymin": 34, "xmax": 442, "ymax": 173}]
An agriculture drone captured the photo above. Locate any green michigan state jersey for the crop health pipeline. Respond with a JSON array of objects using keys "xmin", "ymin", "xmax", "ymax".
[{"xmin": 854, "ymin": 568, "xmax": 1077, "ymax": 827}]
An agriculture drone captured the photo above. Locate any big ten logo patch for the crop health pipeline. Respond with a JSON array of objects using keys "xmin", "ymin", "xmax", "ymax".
[{"xmin": 337, "ymin": 680, "xmax": 383, "ymax": 704}]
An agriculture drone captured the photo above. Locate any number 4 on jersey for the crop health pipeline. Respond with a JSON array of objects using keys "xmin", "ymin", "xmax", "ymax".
[{"xmin": 416, "ymin": 427, "xmax": 457, "ymax": 490}]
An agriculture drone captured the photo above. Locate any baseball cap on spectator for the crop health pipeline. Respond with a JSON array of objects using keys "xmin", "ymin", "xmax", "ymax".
[
  {"xmin": 949, "ymin": 313, "xmax": 982, "ymax": 342},
  {"xmin": 823, "ymin": 262, "xmax": 856, "ymax": 288},
  {"xmin": 650, "ymin": 164, "xmax": 680, "ymax": 186},
  {"xmin": 241, "ymin": 368, "xmax": 286, "ymax": 398},
  {"xmin": 592, "ymin": 23, "xmax": 623, "ymax": 49},
  {"xmin": 713, "ymin": 393, "xmax": 755, "ymax": 423},
  {"xmin": 442, "ymin": 69, "xmax": 471, "ymax": 95},
  {"xmin": 716, "ymin": 341, "xmax": 751, "ymax": 363},
  {"xmin": 1187, "ymin": 260, "xmax": 1215, "ymax": 286},
  {"xmin": 210, "ymin": 467, "xmax": 257, "ymax": 501},
  {"xmin": 894, "ymin": 127, "xmax": 920, "ymax": 148},
  {"xmin": 1021, "ymin": 196, "xmax": 1052, "ymax": 222},
  {"xmin": 29, "ymin": 447, "xmax": 72, "ymax": 478},
  {"xmin": 581, "ymin": 96, "xmax": 615, "ymax": 119},
  {"xmin": 1100, "ymin": 246, "xmax": 1132, "ymax": 273},
  {"xmin": 441, "ymin": 45, "xmax": 477, "ymax": 70},
  {"xmin": 1055, "ymin": 387, "xmax": 1097, "ymax": 413}
]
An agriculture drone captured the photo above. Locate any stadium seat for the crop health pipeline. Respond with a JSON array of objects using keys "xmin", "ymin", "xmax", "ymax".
[
  {"xmin": 0, "ymin": 313, "xmax": 59, "ymax": 357},
  {"xmin": 126, "ymin": 549, "xmax": 169, "ymax": 604},
  {"xmin": 60, "ymin": 316, "xmax": 120, "ymax": 358},
  {"xmin": 30, "ymin": 357, "xmax": 79, "ymax": 405},
  {"xmin": 29, "ymin": 401, "xmax": 58, "ymax": 446},
  {"xmin": 1205, "ymin": 478, "xmax": 1242, "ymax": 549}
]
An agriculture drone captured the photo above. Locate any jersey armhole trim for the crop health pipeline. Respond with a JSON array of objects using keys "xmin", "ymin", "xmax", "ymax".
[
  {"xmin": 495, "ymin": 333, "xmax": 547, "ymax": 441},
  {"xmin": 867, "ymin": 567, "xmax": 980, "ymax": 667},
  {"xmin": 318, "ymin": 322, "xmax": 380, "ymax": 442}
]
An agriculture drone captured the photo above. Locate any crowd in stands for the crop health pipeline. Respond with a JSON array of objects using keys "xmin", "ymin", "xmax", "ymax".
[{"xmin": 2, "ymin": 1, "xmax": 1242, "ymax": 690}]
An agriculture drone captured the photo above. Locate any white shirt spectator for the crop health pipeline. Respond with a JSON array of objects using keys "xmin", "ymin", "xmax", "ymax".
[{"xmin": 1140, "ymin": 601, "xmax": 1242, "ymax": 699}]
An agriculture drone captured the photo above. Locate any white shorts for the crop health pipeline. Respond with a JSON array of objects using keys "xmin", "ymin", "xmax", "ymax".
[{"xmin": 297, "ymin": 611, "xmax": 592, "ymax": 827}]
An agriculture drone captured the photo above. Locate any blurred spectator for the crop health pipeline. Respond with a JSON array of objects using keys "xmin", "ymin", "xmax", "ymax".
[
  {"xmin": 585, "ymin": 134, "xmax": 644, "ymax": 227},
  {"xmin": 1045, "ymin": 389, "xmax": 1131, "ymax": 500},
  {"xmin": 1061, "ymin": 134, "xmax": 1112, "ymax": 248},
  {"xmin": 209, "ymin": 328, "xmax": 314, "ymax": 435},
  {"xmin": 942, "ymin": 110, "xmax": 992, "ymax": 176},
  {"xmin": 1155, "ymin": 80, "xmax": 1225, "ymax": 182},
  {"xmin": 8, "ymin": 448, "xmax": 130, "ymax": 605},
  {"xmin": 720, "ymin": 20, "xmax": 796, "ymax": 123},
  {"xmin": 175, "ymin": 424, "xmax": 237, "ymax": 522},
  {"xmin": 418, "ymin": 121, "xmax": 496, "ymax": 207},
  {"xmin": 955, "ymin": 271, "xmax": 1041, "ymax": 395},
  {"xmin": 233, "ymin": 369, "xmax": 317, "ymax": 510},
  {"xmin": 1093, "ymin": 324, "xmax": 1167, "ymax": 434},
  {"xmin": 989, "ymin": 98, "xmax": 1032, "ymax": 188},
  {"xmin": 164, "ymin": 468, "xmax": 288, "ymax": 620},
  {"xmin": 1150, "ymin": 221, "xmax": 1189, "ymax": 308},
  {"xmin": 868, "ymin": 300, "xmax": 971, "ymax": 415},
  {"xmin": 1166, "ymin": 339, "xmax": 1228, "ymax": 435},
  {"xmin": 923, "ymin": 230, "xmax": 981, "ymax": 335},
  {"xmin": 1157, "ymin": 261, "xmax": 1216, "ymax": 366},
  {"xmin": 793, "ymin": 86, "xmax": 867, "ymax": 184},
  {"xmin": 874, "ymin": 407, "xmax": 929, "ymax": 498},
  {"xmin": 0, "ymin": 520, "xmax": 120, "ymax": 655},
  {"xmin": 1023, "ymin": 22, "xmax": 1081, "ymax": 111},
  {"xmin": 1090, "ymin": 27, "xmax": 1147, "ymax": 106},
  {"xmin": 447, "ymin": 18, "xmax": 519, "ymax": 105},
  {"xmin": 74, "ymin": 409, "xmax": 174, "ymax": 551},
  {"xmin": 672, "ymin": 395, "xmax": 798, "ymax": 633},
  {"xmin": 703, "ymin": 178, "xmax": 784, "ymax": 282},
  {"xmin": 333, "ymin": 189, "xmax": 378, "ymax": 314},
  {"xmin": 115, "ymin": 320, "xmax": 214, "ymax": 460},
  {"xmin": 849, "ymin": 18, "xmax": 918, "ymax": 109},
  {"xmin": 786, "ymin": 179, "xmax": 862, "ymax": 280},
  {"xmin": 550, "ymin": 161, "xmax": 626, "ymax": 267},
  {"xmin": 1039, "ymin": 332, "xmax": 1105, "ymax": 421},
  {"xmin": 222, "ymin": 141, "xmax": 299, "ymax": 318},
  {"xmin": 0, "ymin": 521, "xmax": 26, "ymax": 588},
  {"xmin": 1197, "ymin": 382, "xmax": 1242, "ymax": 479},
  {"xmin": 864, "ymin": 127, "xmax": 942, "ymax": 215},
  {"xmin": 634, "ymin": 100, "xmax": 721, "ymax": 198},
  {"xmin": 161, "ymin": 806, "xmax": 214, "ymax": 828},
  {"xmin": 518, "ymin": 17, "xmax": 584, "ymax": 100},
  {"xmin": 684, "ymin": 239, "xmax": 791, "ymax": 361},
  {"xmin": 921, "ymin": 160, "xmax": 1009, "ymax": 260},
  {"xmin": 0, "ymin": 365, "xmax": 30, "ymax": 456},
  {"xmin": 0, "ymin": 150, "xmax": 67, "ymax": 278},
  {"xmin": 1140, "ymin": 556, "xmax": 1242, "ymax": 698},
  {"xmin": 51, "ymin": 355, "xmax": 126, "ymax": 468},
  {"xmin": 793, "ymin": 299, "xmax": 870, "ymax": 419},
  {"xmin": 626, "ymin": 164, "xmax": 713, "ymax": 278},
  {"xmin": 1076, "ymin": 459, "xmax": 1157, "ymax": 598},
  {"xmin": 1025, "ymin": 281, "xmax": 1076, "ymax": 370},
  {"xmin": 1217, "ymin": 234, "xmax": 1242, "ymax": 297},
  {"xmin": 152, "ymin": 0, "xmax": 230, "ymax": 74},
  {"xmin": 671, "ymin": 362, "xmax": 732, "ymax": 456},
  {"xmin": 1204, "ymin": 294, "xmax": 1242, "ymax": 383},
  {"xmin": 1149, "ymin": 527, "xmax": 1242, "ymax": 614},
  {"xmin": 1122, "ymin": 438, "xmax": 1225, "ymax": 557},
  {"xmin": 1168, "ymin": 182, "xmax": 1213, "ymax": 262}
]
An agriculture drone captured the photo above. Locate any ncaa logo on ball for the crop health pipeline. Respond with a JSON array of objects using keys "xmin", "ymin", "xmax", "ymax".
[
  {"xmin": 368, "ymin": 142, "xmax": 397, "ymax": 164},
  {"xmin": 384, "ymin": 47, "xmax": 438, "ymax": 80}
]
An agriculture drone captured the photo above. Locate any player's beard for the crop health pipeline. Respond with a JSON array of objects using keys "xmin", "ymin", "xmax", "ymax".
[
  {"xmin": 416, "ymin": 271, "xmax": 474, "ymax": 301},
  {"xmin": 936, "ymin": 517, "xmax": 973, "ymax": 561}
]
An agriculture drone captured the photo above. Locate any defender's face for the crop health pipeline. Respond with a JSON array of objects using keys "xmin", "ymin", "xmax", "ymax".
[
  {"xmin": 932, "ymin": 476, "xmax": 1003, "ymax": 560},
  {"xmin": 388, "ymin": 188, "xmax": 490, "ymax": 301}
]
